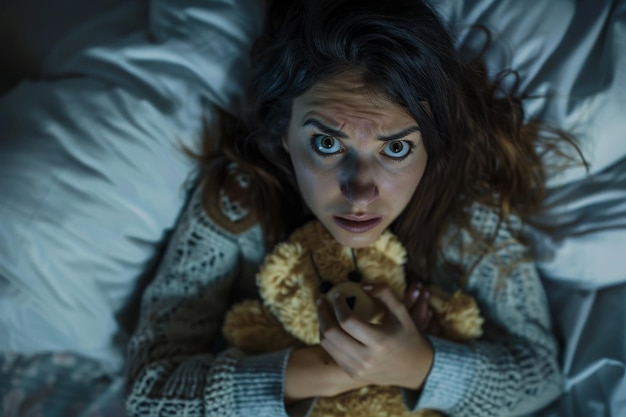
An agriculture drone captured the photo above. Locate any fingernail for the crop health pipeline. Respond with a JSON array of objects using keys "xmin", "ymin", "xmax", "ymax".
[
  {"xmin": 412, "ymin": 289, "xmax": 420, "ymax": 300},
  {"xmin": 424, "ymin": 290, "xmax": 430, "ymax": 299},
  {"xmin": 362, "ymin": 284, "xmax": 374, "ymax": 291}
]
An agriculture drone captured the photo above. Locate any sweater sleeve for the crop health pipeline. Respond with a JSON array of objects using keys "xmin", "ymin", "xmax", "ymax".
[
  {"xmin": 125, "ymin": 185, "xmax": 312, "ymax": 417},
  {"xmin": 402, "ymin": 205, "xmax": 563, "ymax": 417}
]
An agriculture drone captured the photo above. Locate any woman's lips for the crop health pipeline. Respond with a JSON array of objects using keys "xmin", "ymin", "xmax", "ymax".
[{"xmin": 333, "ymin": 215, "xmax": 383, "ymax": 233}]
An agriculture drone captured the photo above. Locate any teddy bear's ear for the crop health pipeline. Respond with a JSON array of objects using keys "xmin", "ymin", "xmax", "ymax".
[{"xmin": 373, "ymin": 230, "xmax": 407, "ymax": 266}]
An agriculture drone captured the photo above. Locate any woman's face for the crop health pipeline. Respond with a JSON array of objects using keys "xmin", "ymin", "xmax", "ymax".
[{"xmin": 283, "ymin": 72, "xmax": 428, "ymax": 248}]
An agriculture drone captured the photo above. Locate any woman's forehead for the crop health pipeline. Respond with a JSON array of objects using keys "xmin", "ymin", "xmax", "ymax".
[
  {"xmin": 293, "ymin": 72, "xmax": 412, "ymax": 121},
  {"xmin": 299, "ymin": 71, "xmax": 386, "ymax": 104}
]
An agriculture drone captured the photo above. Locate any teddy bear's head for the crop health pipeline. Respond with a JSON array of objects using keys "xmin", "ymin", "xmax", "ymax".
[{"xmin": 257, "ymin": 220, "xmax": 407, "ymax": 345}]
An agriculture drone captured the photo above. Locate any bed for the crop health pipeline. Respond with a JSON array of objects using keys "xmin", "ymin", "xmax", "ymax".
[{"xmin": 1, "ymin": 0, "xmax": 624, "ymax": 415}]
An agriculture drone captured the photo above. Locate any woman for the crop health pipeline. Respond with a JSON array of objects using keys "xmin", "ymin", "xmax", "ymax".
[{"xmin": 125, "ymin": 0, "xmax": 580, "ymax": 415}]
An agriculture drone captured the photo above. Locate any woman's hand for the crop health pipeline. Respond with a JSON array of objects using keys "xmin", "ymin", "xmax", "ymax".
[
  {"xmin": 403, "ymin": 281, "xmax": 441, "ymax": 337},
  {"xmin": 317, "ymin": 285, "xmax": 434, "ymax": 391}
]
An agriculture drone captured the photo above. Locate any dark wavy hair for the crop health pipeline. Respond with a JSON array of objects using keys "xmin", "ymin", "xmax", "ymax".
[{"xmin": 199, "ymin": 0, "xmax": 582, "ymax": 280}]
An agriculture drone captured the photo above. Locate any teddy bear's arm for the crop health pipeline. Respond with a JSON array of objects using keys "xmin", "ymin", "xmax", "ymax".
[
  {"xmin": 427, "ymin": 286, "xmax": 484, "ymax": 343},
  {"xmin": 223, "ymin": 299, "xmax": 302, "ymax": 354}
]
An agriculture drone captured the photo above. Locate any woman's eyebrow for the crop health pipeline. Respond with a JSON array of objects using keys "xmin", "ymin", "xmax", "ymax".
[
  {"xmin": 377, "ymin": 126, "xmax": 421, "ymax": 142},
  {"xmin": 303, "ymin": 117, "xmax": 420, "ymax": 141},
  {"xmin": 302, "ymin": 118, "xmax": 348, "ymax": 139}
]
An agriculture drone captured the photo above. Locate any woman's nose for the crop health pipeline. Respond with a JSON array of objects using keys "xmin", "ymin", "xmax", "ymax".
[
  {"xmin": 340, "ymin": 181, "xmax": 379, "ymax": 206},
  {"xmin": 339, "ymin": 154, "xmax": 379, "ymax": 206}
]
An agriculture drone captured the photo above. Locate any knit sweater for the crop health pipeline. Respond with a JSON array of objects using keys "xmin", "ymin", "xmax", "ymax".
[{"xmin": 125, "ymin": 176, "xmax": 563, "ymax": 417}]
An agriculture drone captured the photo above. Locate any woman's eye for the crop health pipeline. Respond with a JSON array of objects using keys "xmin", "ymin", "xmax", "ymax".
[
  {"xmin": 382, "ymin": 140, "xmax": 413, "ymax": 159},
  {"xmin": 312, "ymin": 135, "xmax": 342, "ymax": 155}
]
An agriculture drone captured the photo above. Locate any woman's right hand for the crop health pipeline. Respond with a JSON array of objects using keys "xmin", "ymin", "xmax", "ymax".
[
  {"xmin": 316, "ymin": 285, "xmax": 434, "ymax": 391},
  {"xmin": 285, "ymin": 282, "xmax": 439, "ymax": 403}
]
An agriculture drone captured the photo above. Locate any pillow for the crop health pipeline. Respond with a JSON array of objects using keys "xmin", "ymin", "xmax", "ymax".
[
  {"xmin": 431, "ymin": 0, "xmax": 626, "ymax": 185},
  {"xmin": 0, "ymin": 0, "xmax": 263, "ymax": 372},
  {"xmin": 430, "ymin": 0, "xmax": 626, "ymax": 287}
]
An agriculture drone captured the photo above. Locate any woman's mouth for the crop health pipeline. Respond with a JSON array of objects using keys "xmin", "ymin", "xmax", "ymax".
[{"xmin": 333, "ymin": 215, "xmax": 383, "ymax": 233}]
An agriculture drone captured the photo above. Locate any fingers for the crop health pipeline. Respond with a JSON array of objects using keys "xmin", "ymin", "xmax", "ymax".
[
  {"xmin": 409, "ymin": 287, "xmax": 432, "ymax": 333},
  {"xmin": 425, "ymin": 316, "xmax": 442, "ymax": 337},
  {"xmin": 364, "ymin": 285, "xmax": 413, "ymax": 327},
  {"xmin": 317, "ymin": 286, "xmax": 434, "ymax": 387},
  {"xmin": 403, "ymin": 282, "xmax": 442, "ymax": 334},
  {"xmin": 317, "ymin": 296, "xmax": 372, "ymax": 347},
  {"xmin": 404, "ymin": 282, "xmax": 427, "ymax": 308},
  {"xmin": 403, "ymin": 282, "xmax": 421, "ymax": 308},
  {"xmin": 316, "ymin": 297, "xmax": 363, "ymax": 376}
]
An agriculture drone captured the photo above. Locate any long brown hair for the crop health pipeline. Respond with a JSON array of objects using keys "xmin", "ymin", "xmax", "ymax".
[{"xmin": 198, "ymin": 0, "xmax": 584, "ymax": 280}]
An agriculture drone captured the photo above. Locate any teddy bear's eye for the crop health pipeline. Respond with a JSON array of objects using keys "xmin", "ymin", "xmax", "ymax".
[
  {"xmin": 348, "ymin": 270, "xmax": 362, "ymax": 283},
  {"xmin": 319, "ymin": 280, "xmax": 334, "ymax": 294}
]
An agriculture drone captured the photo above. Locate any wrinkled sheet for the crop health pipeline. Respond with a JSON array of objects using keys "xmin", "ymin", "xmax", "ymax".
[
  {"xmin": 0, "ymin": 0, "xmax": 262, "ymax": 372},
  {"xmin": 531, "ymin": 280, "xmax": 626, "ymax": 417}
]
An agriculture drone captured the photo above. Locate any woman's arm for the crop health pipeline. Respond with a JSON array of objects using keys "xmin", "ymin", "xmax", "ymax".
[
  {"xmin": 125, "ymin": 185, "xmax": 312, "ymax": 417},
  {"xmin": 125, "ymin": 182, "xmax": 362, "ymax": 417},
  {"xmin": 285, "ymin": 345, "xmax": 362, "ymax": 403},
  {"xmin": 403, "ymin": 205, "xmax": 563, "ymax": 417}
]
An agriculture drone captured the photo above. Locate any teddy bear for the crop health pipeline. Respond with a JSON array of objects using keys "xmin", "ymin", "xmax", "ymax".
[{"xmin": 222, "ymin": 220, "xmax": 483, "ymax": 417}]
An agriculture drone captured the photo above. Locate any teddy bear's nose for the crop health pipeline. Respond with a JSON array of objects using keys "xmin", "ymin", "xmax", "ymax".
[
  {"xmin": 319, "ymin": 280, "xmax": 334, "ymax": 294},
  {"xmin": 346, "ymin": 296, "xmax": 356, "ymax": 311},
  {"xmin": 348, "ymin": 270, "xmax": 362, "ymax": 283}
]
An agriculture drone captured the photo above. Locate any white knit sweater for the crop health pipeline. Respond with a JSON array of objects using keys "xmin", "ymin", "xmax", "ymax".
[{"xmin": 125, "ymin": 179, "xmax": 562, "ymax": 417}]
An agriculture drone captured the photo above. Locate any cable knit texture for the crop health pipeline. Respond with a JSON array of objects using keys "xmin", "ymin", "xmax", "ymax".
[
  {"xmin": 402, "ymin": 208, "xmax": 563, "ymax": 416},
  {"xmin": 125, "ymin": 175, "xmax": 562, "ymax": 417}
]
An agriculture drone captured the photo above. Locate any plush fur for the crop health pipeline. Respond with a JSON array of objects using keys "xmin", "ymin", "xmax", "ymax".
[{"xmin": 223, "ymin": 220, "xmax": 483, "ymax": 417}]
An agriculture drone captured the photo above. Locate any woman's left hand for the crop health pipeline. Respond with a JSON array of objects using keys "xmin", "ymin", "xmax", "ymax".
[{"xmin": 317, "ymin": 284, "xmax": 434, "ymax": 390}]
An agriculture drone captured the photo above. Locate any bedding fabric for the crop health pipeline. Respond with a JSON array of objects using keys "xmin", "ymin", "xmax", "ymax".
[
  {"xmin": 0, "ymin": 0, "xmax": 263, "ymax": 374},
  {"xmin": 531, "ymin": 279, "xmax": 626, "ymax": 417},
  {"xmin": 1, "ymin": 0, "xmax": 262, "ymax": 414},
  {"xmin": 432, "ymin": 0, "xmax": 626, "ymax": 288},
  {"xmin": 429, "ymin": 0, "xmax": 626, "ymax": 415}
]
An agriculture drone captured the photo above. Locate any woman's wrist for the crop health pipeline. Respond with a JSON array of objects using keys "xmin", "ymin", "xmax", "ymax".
[
  {"xmin": 401, "ymin": 337, "xmax": 435, "ymax": 391},
  {"xmin": 284, "ymin": 346, "xmax": 362, "ymax": 403}
]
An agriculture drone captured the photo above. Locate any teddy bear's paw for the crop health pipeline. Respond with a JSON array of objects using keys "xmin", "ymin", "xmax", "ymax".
[
  {"xmin": 431, "ymin": 290, "xmax": 484, "ymax": 342},
  {"xmin": 222, "ymin": 300, "xmax": 299, "ymax": 354},
  {"xmin": 312, "ymin": 385, "xmax": 414, "ymax": 417}
]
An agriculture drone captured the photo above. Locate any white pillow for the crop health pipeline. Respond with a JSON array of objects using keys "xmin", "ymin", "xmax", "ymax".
[
  {"xmin": 430, "ymin": 0, "xmax": 626, "ymax": 286},
  {"xmin": 432, "ymin": 0, "xmax": 626, "ymax": 185},
  {"xmin": 0, "ymin": 0, "xmax": 263, "ymax": 372}
]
